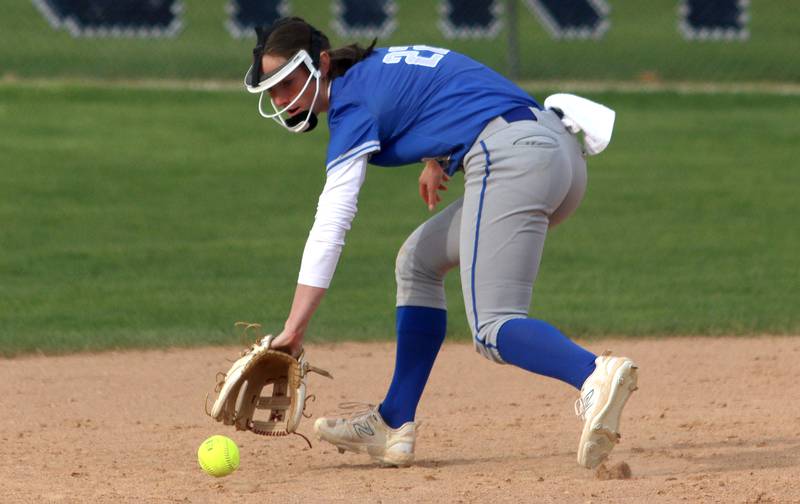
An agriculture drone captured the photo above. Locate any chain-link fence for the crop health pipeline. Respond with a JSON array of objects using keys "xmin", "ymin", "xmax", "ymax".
[{"xmin": 2, "ymin": 0, "xmax": 798, "ymax": 83}]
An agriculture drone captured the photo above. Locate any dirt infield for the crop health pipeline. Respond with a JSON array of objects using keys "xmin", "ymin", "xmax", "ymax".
[{"xmin": 2, "ymin": 337, "xmax": 799, "ymax": 503}]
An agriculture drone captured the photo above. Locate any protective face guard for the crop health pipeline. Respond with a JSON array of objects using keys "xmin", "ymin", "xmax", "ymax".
[{"xmin": 244, "ymin": 49, "xmax": 321, "ymax": 133}]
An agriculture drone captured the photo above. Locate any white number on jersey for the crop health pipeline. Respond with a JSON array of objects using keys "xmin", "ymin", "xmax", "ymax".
[{"xmin": 382, "ymin": 45, "xmax": 450, "ymax": 68}]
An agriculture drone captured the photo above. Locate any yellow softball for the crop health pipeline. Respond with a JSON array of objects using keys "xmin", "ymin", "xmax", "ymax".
[{"xmin": 197, "ymin": 435, "xmax": 240, "ymax": 477}]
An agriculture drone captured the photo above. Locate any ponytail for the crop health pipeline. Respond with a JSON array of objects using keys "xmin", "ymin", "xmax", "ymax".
[
  {"xmin": 263, "ymin": 17, "xmax": 376, "ymax": 80},
  {"xmin": 327, "ymin": 39, "xmax": 377, "ymax": 79}
]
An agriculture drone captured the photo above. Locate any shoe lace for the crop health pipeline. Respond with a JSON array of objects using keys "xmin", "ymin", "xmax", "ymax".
[{"xmin": 335, "ymin": 401, "xmax": 378, "ymax": 421}]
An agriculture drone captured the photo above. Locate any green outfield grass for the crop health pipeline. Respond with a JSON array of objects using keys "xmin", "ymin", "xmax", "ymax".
[
  {"xmin": 1, "ymin": 82, "xmax": 799, "ymax": 356},
  {"xmin": 1, "ymin": 0, "xmax": 799, "ymax": 83}
]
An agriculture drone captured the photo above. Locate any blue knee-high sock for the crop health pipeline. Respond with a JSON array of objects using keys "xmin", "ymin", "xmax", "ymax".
[
  {"xmin": 379, "ymin": 306, "xmax": 447, "ymax": 429},
  {"xmin": 496, "ymin": 318, "xmax": 597, "ymax": 390}
]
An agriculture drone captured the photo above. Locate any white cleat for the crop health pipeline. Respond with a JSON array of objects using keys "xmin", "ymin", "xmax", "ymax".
[
  {"xmin": 313, "ymin": 403, "xmax": 416, "ymax": 467},
  {"xmin": 575, "ymin": 352, "xmax": 639, "ymax": 469}
]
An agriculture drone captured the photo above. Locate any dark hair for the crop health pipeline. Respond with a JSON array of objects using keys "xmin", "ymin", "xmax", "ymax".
[{"xmin": 265, "ymin": 17, "xmax": 376, "ymax": 80}]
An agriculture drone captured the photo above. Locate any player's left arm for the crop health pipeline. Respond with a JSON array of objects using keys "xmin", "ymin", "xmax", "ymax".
[
  {"xmin": 274, "ymin": 283, "xmax": 327, "ymax": 355},
  {"xmin": 270, "ymin": 155, "xmax": 368, "ymax": 355}
]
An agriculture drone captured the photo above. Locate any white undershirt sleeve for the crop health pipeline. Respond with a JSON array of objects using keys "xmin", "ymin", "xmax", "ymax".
[{"xmin": 297, "ymin": 155, "xmax": 368, "ymax": 288}]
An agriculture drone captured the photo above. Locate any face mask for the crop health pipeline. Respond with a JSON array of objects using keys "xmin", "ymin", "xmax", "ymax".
[
  {"xmin": 244, "ymin": 49, "xmax": 321, "ymax": 133},
  {"xmin": 244, "ymin": 22, "xmax": 325, "ymax": 134}
]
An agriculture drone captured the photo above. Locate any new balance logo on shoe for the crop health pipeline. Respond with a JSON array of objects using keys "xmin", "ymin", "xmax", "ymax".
[
  {"xmin": 353, "ymin": 420, "xmax": 375, "ymax": 438},
  {"xmin": 576, "ymin": 389, "xmax": 595, "ymax": 419}
]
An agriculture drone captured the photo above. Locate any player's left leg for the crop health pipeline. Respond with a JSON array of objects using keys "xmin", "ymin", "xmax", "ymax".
[
  {"xmin": 380, "ymin": 199, "xmax": 462, "ymax": 428},
  {"xmin": 314, "ymin": 200, "xmax": 462, "ymax": 466}
]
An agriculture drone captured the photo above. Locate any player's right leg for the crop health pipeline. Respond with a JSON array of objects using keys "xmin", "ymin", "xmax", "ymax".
[
  {"xmin": 575, "ymin": 353, "xmax": 639, "ymax": 468},
  {"xmin": 457, "ymin": 111, "xmax": 594, "ymax": 378},
  {"xmin": 458, "ymin": 110, "xmax": 638, "ymax": 468}
]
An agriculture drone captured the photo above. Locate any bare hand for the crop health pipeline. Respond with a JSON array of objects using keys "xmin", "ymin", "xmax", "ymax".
[{"xmin": 418, "ymin": 159, "xmax": 450, "ymax": 212}]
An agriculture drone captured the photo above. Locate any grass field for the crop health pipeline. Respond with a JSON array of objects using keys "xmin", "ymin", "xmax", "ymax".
[
  {"xmin": 2, "ymin": 0, "xmax": 799, "ymax": 82},
  {"xmin": 1, "ymin": 82, "xmax": 799, "ymax": 356}
]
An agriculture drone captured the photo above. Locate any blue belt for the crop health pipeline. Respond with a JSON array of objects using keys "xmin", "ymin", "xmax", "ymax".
[{"xmin": 500, "ymin": 106, "xmax": 537, "ymax": 123}]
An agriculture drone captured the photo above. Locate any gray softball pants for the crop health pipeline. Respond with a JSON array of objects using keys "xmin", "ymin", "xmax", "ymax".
[{"xmin": 395, "ymin": 109, "xmax": 587, "ymax": 363}]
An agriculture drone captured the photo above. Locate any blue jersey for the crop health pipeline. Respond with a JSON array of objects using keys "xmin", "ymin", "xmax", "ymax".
[{"xmin": 325, "ymin": 46, "xmax": 540, "ymax": 176}]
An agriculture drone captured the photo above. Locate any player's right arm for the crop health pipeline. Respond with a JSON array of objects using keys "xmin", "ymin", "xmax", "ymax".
[{"xmin": 418, "ymin": 159, "xmax": 450, "ymax": 211}]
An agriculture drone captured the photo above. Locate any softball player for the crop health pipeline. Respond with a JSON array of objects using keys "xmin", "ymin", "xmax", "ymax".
[{"xmin": 246, "ymin": 17, "xmax": 638, "ymax": 468}]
